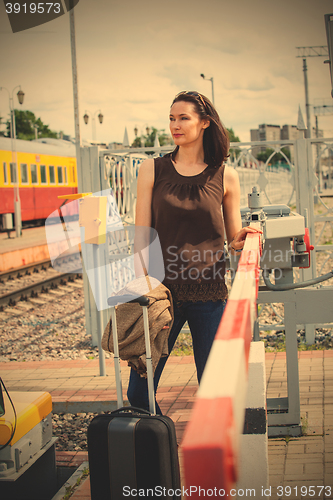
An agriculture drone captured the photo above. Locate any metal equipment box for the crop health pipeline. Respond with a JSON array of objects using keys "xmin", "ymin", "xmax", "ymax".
[
  {"xmin": 0, "ymin": 391, "xmax": 54, "ymax": 479},
  {"xmin": 2, "ymin": 213, "xmax": 13, "ymax": 230}
]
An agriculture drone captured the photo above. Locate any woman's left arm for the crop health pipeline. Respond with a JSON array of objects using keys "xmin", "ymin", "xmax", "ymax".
[{"xmin": 222, "ymin": 166, "xmax": 261, "ymax": 254}]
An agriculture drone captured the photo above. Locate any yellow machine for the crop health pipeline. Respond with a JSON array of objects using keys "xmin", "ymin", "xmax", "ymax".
[{"xmin": 0, "ymin": 390, "xmax": 57, "ymax": 499}]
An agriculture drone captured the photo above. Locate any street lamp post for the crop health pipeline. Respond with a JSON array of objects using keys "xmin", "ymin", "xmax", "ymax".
[
  {"xmin": 83, "ymin": 110, "xmax": 103, "ymax": 142},
  {"xmin": 29, "ymin": 120, "xmax": 39, "ymax": 140},
  {"xmin": 302, "ymin": 59, "xmax": 311, "ymax": 139},
  {"xmin": 134, "ymin": 126, "xmax": 140, "ymax": 147},
  {"xmin": 0, "ymin": 85, "xmax": 25, "ymax": 237},
  {"xmin": 200, "ymin": 73, "xmax": 215, "ymax": 105}
]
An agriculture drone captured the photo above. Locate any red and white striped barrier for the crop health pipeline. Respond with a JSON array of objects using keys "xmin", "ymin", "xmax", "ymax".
[{"xmin": 181, "ymin": 232, "xmax": 261, "ymax": 497}]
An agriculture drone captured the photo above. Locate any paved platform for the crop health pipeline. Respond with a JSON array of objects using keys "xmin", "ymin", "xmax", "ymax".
[
  {"xmin": 0, "ymin": 226, "xmax": 50, "ymax": 271},
  {"xmin": 0, "ymin": 226, "xmax": 47, "ymax": 253},
  {"xmin": 1, "ymin": 350, "xmax": 333, "ymax": 499}
]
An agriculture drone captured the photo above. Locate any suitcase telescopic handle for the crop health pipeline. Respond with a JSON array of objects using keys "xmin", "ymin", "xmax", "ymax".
[
  {"xmin": 107, "ymin": 295, "xmax": 150, "ymax": 307},
  {"xmin": 112, "ymin": 406, "xmax": 151, "ymax": 416},
  {"xmin": 108, "ymin": 295, "xmax": 156, "ymax": 415},
  {"xmin": 141, "ymin": 305, "xmax": 156, "ymax": 415}
]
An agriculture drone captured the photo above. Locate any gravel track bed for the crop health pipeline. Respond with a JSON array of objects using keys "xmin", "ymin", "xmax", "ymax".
[
  {"xmin": 0, "ymin": 280, "xmax": 111, "ymax": 363},
  {"xmin": 53, "ymin": 412, "xmax": 97, "ymax": 452},
  {"xmin": 0, "ymin": 267, "xmax": 61, "ymax": 297}
]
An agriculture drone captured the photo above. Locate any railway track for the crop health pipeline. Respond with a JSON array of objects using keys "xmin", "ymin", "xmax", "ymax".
[
  {"xmin": 0, "ymin": 253, "xmax": 81, "ymax": 283},
  {"xmin": 0, "ymin": 255, "xmax": 82, "ymax": 311},
  {"xmin": 0, "ymin": 259, "xmax": 53, "ymax": 282}
]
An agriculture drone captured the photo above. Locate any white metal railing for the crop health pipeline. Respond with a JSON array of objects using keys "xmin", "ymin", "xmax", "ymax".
[{"xmin": 100, "ymin": 140, "xmax": 299, "ymax": 219}]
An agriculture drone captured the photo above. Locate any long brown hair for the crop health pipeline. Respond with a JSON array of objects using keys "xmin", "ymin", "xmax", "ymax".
[{"xmin": 171, "ymin": 91, "xmax": 230, "ymax": 167}]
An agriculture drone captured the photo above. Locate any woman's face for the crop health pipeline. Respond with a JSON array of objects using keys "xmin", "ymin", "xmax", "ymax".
[{"xmin": 169, "ymin": 100, "xmax": 209, "ymax": 147}]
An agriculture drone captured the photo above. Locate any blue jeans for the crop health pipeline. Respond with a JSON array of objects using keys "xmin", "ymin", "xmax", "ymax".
[{"xmin": 127, "ymin": 298, "xmax": 227, "ymax": 414}]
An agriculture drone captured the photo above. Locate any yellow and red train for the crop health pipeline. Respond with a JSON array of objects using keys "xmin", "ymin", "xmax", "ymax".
[{"xmin": 0, "ymin": 137, "xmax": 78, "ymax": 230}]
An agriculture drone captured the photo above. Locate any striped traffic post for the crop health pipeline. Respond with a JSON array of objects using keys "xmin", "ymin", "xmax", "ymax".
[{"xmin": 181, "ymin": 231, "xmax": 261, "ymax": 496}]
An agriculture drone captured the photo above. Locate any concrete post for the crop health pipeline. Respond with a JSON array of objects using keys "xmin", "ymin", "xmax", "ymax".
[
  {"xmin": 294, "ymin": 128, "xmax": 316, "ymax": 344},
  {"xmin": 303, "ymin": 58, "xmax": 311, "ymax": 139},
  {"xmin": 77, "ymin": 146, "xmax": 113, "ymax": 351}
]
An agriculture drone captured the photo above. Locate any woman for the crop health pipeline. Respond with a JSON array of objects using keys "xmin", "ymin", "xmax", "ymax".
[{"xmin": 128, "ymin": 91, "xmax": 259, "ymax": 414}]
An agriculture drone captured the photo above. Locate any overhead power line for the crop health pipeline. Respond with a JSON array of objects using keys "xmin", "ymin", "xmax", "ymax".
[
  {"xmin": 295, "ymin": 45, "xmax": 330, "ymax": 138},
  {"xmin": 296, "ymin": 46, "xmax": 328, "ymax": 58},
  {"xmin": 313, "ymin": 104, "xmax": 333, "ymax": 116}
]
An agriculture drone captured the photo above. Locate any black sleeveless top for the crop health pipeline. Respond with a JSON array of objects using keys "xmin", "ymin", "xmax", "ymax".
[{"xmin": 151, "ymin": 153, "xmax": 228, "ymax": 303}]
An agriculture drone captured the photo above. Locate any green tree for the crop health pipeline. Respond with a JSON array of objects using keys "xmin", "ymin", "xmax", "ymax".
[
  {"xmin": 256, "ymin": 148, "xmax": 275, "ymax": 163},
  {"xmin": 257, "ymin": 147, "xmax": 291, "ymax": 164},
  {"xmin": 227, "ymin": 127, "xmax": 241, "ymax": 158},
  {"xmin": 227, "ymin": 127, "xmax": 240, "ymax": 143},
  {"xmin": 157, "ymin": 129, "xmax": 173, "ymax": 146},
  {"xmin": 5, "ymin": 109, "xmax": 58, "ymax": 141},
  {"xmin": 279, "ymin": 147, "xmax": 291, "ymax": 162},
  {"xmin": 0, "ymin": 114, "xmax": 6, "ymax": 137},
  {"xmin": 131, "ymin": 127, "xmax": 172, "ymax": 148},
  {"xmin": 132, "ymin": 136, "xmax": 142, "ymax": 148},
  {"xmin": 144, "ymin": 127, "xmax": 158, "ymax": 147}
]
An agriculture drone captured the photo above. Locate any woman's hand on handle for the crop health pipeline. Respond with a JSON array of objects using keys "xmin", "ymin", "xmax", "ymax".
[{"xmin": 229, "ymin": 226, "xmax": 262, "ymax": 254}]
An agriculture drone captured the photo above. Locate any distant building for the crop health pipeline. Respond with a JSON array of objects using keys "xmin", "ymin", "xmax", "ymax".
[
  {"xmin": 281, "ymin": 124, "xmax": 298, "ymax": 141},
  {"xmin": 62, "ymin": 134, "xmax": 73, "ymax": 142},
  {"xmin": 250, "ymin": 124, "xmax": 281, "ymax": 159},
  {"xmin": 259, "ymin": 124, "xmax": 281, "ymax": 141},
  {"xmin": 250, "ymin": 129, "xmax": 260, "ymax": 157},
  {"xmin": 259, "ymin": 124, "xmax": 281, "ymax": 159},
  {"xmin": 281, "ymin": 125, "xmax": 298, "ymax": 162},
  {"xmin": 250, "ymin": 129, "xmax": 260, "ymax": 141},
  {"xmin": 250, "ymin": 123, "xmax": 323, "ymax": 164}
]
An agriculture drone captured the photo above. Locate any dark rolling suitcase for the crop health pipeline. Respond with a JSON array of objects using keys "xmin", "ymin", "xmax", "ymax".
[{"xmin": 87, "ymin": 294, "xmax": 181, "ymax": 500}]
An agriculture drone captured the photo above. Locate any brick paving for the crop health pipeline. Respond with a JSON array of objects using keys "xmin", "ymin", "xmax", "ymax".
[{"xmin": 1, "ymin": 349, "xmax": 333, "ymax": 499}]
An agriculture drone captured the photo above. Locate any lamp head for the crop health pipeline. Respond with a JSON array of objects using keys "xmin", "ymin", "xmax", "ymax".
[{"xmin": 17, "ymin": 90, "xmax": 24, "ymax": 105}]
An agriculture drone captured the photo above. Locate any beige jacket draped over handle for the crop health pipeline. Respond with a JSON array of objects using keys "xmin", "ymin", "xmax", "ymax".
[{"xmin": 102, "ymin": 276, "xmax": 174, "ymax": 377}]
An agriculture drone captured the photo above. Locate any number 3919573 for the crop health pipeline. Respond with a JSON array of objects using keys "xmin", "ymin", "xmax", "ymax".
[
  {"xmin": 276, "ymin": 485, "xmax": 331, "ymax": 497},
  {"xmin": 5, "ymin": 3, "xmax": 61, "ymax": 14}
]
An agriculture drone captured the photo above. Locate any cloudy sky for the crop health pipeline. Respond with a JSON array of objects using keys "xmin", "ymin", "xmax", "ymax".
[{"xmin": 0, "ymin": 0, "xmax": 332, "ymax": 144}]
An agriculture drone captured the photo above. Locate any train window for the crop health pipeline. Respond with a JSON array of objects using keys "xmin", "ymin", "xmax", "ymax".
[
  {"xmin": 40, "ymin": 165, "xmax": 47, "ymax": 184},
  {"xmin": 3, "ymin": 162, "xmax": 8, "ymax": 184},
  {"xmin": 10, "ymin": 163, "xmax": 17, "ymax": 183},
  {"xmin": 20, "ymin": 164, "xmax": 28, "ymax": 184},
  {"xmin": 49, "ymin": 166, "xmax": 55, "ymax": 184},
  {"xmin": 64, "ymin": 166, "xmax": 68, "ymax": 184},
  {"xmin": 31, "ymin": 164, "xmax": 38, "ymax": 184},
  {"xmin": 57, "ymin": 166, "xmax": 63, "ymax": 184}
]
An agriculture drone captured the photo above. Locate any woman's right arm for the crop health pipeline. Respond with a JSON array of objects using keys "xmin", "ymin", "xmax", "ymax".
[
  {"xmin": 134, "ymin": 159, "xmax": 155, "ymax": 276},
  {"xmin": 135, "ymin": 158, "xmax": 155, "ymax": 227}
]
